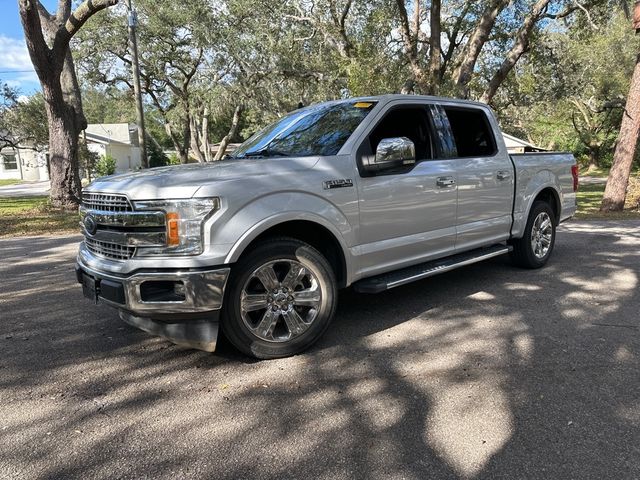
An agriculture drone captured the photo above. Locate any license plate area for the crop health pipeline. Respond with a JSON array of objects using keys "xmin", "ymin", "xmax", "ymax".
[{"xmin": 81, "ymin": 273, "xmax": 99, "ymax": 304}]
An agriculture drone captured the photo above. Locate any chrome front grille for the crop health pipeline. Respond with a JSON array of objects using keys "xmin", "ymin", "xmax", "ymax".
[
  {"xmin": 81, "ymin": 192, "xmax": 166, "ymax": 261},
  {"xmin": 82, "ymin": 192, "xmax": 133, "ymax": 212},
  {"xmin": 85, "ymin": 237, "xmax": 135, "ymax": 261}
]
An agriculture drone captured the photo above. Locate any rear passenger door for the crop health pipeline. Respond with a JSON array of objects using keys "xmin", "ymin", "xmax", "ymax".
[{"xmin": 436, "ymin": 105, "xmax": 514, "ymax": 251}]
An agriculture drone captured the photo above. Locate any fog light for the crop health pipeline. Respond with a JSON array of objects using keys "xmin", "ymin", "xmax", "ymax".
[
  {"xmin": 174, "ymin": 281, "xmax": 186, "ymax": 298},
  {"xmin": 140, "ymin": 280, "xmax": 186, "ymax": 302}
]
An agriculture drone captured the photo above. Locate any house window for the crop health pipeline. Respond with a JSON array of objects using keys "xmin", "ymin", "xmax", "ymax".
[{"xmin": 2, "ymin": 154, "xmax": 18, "ymax": 170}]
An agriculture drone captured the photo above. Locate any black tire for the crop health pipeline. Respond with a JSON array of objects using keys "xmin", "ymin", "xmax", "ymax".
[
  {"xmin": 510, "ymin": 200, "xmax": 557, "ymax": 269},
  {"xmin": 221, "ymin": 237, "xmax": 337, "ymax": 359}
]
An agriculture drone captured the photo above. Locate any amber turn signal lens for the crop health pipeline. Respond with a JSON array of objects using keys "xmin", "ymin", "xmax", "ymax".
[{"xmin": 166, "ymin": 212, "xmax": 180, "ymax": 246}]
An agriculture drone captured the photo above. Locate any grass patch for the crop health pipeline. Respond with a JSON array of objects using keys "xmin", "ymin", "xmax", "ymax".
[
  {"xmin": 575, "ymin": 183, "xmax": 640, "ymax": 220},
  {"xmin": 581, "ymin": 166, "xmax": 610, "ymax": 178},
  {"xmin": 0, "ymin": 196, "xmax": 79, "ymax": 238},
  {"xmin": 0, "ymin": 179, "xmax": 23, "ymax": 186},
  {"xmin": 580, "ymin": 166, "xmax": 640, "ymax": 178}
]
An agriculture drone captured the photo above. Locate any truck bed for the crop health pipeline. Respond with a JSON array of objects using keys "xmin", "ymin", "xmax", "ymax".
[{"xmin": 509, "ymin": 151, "xmax": 578, "ymax": 237}]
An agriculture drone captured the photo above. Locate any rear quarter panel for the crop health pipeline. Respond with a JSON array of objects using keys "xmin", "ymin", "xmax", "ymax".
[{"xmin": 510, "ymin": 152, "xmax": 577, "ymax": 238}]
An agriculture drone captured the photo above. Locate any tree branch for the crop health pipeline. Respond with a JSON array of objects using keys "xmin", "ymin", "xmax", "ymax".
[
  {"xmin": 57, "ymin": 0, "xmax": 71, "ymax": 23},
  {"xmin": 57, "ymin": 0, "xmax": 119, "ymax": 49},
  {"xmin": 18, "ymin": 0, "xmax": 51, "ymax": 80}
]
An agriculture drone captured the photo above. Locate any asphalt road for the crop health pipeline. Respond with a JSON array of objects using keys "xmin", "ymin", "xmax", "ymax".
[
  {"xmin": 0, "ymin": 221, "xmax": 639, "ymax": 480},
  {"xmin": 0, "ymin": 181, "xmax": 50, "ymax": 198}
]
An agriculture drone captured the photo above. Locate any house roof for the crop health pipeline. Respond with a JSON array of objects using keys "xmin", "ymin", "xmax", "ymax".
[
  {"xmin": 84, "ymin": 123, "xmax": 138, "ymax": 147},
  {"xmin": 84, "ymin": 131, "xmax": 130, "ymax": 146},
  {"xmin": 502, "ymin": 133, "xmax": 545, "ymax": 152}
]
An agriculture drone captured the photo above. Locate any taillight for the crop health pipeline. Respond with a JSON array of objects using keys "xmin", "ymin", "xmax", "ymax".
[{"xmin": 571, "ymin": 164, "xmax": 579, "ymax": 192}]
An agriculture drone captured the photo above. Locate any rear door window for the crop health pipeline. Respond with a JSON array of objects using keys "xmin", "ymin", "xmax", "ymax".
[{"xmin": 443, "ymin": 107, "xmax": 497, "ymax": 158}]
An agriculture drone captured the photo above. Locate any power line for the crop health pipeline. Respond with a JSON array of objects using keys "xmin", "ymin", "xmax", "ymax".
[{"xmin": 0, "ymin": 70, "xmax": 35, "ymax": 74}]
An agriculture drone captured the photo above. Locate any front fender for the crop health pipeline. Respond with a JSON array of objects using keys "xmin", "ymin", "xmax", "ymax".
[{"xmin": 205, "ymin": 191, "xmax": 356, "ymax": 277}]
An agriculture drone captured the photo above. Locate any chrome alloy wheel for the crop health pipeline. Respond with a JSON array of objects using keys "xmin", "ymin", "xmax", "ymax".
[
  {"xmin": 531, "ymin": 211, "xmax": 553, "ymax": 259},
  {"xmin": 240, "ymin": 259, "xmax": 322, "ymax": 343}
]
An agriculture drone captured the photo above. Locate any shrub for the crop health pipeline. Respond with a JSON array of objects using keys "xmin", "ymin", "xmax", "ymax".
[
  {"xmin": 167, "ymin": 153, "xmax": 181, "ymax": 165},
  {"xmin": 94, "ymin": 154, "xmax": 117, "ymax": 177},
  {"xmin": 147, "ymin": 136, "xmax": 170, "ymax": 167}
]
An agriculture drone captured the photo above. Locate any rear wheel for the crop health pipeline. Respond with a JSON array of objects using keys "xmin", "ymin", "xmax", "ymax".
[
  {"xmin": 510, "ymin": 201, "xmax": 556, "ymax": 269},
  {"xmin": 222, "ymin": 237, "xmax": 337, "ymax": 359}
]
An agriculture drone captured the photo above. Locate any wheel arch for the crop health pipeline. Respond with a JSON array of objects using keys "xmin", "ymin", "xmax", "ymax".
[
  {"xmin": 512, "ymin": 171, "xmax": 563, "ymax": 238},
  {"xmin": 532, "ymin": 187, "xmax": 561, "ymax": 223},
  {"xmin": 225, "ymin": 216, "xmax": 351, "ymax": 288}
]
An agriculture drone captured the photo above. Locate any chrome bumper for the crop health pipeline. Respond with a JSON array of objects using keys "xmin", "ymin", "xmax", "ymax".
[{"xmin": 76, "ymin": 256, "xmax": 230, "ymax": 315}]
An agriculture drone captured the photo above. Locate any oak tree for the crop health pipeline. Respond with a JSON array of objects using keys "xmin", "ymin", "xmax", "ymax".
[{"xmin": 18, "ymin": 0, "xmax": 118, "ymax": 208}]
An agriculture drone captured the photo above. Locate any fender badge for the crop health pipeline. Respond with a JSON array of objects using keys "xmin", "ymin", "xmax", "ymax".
[{"xmin": 323, "ymin": 179, "xmax": 354, "ymax": 190}]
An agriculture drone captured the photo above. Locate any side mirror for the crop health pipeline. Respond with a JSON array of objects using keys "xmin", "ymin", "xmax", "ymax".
[{"xmin": 366, "ymin": 137, "xmax": 416, "ymax": 172}]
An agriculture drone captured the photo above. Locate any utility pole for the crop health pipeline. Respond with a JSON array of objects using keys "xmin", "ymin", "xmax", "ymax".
[{"xmin": 124, "ymin": 0, "xmax": 148, "ymax": 168}]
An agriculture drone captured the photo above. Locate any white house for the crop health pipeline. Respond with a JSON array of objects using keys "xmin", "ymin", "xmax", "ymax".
[
  {"xmin": 0, "ymin": 123, "xmax": 142, "ymax": 182},
  {"xmin": 85, "ymin": 123, "xmax": 142, "ymax": 173},
  {"xmin": 0, "ymin": 145, "xmax": 49, "ymax": 181}
]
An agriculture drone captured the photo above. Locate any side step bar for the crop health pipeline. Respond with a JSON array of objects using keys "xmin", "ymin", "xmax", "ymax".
[{"xmin": 353, "ymin": 244, "xmax": 512, "ymax": 294}]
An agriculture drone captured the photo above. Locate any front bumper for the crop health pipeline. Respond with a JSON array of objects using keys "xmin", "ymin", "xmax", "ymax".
[{"xmin": 75, "ymin": 252, "xmax": 230, "ymax": 352}]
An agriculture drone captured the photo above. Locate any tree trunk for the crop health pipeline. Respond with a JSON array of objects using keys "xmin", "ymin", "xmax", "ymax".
[
  {"xmin": 163, "ymin": 120, "xmax": 189, "ymax": 164},
  {"xmin": 201, "ymin": 106, "xmax": 211, "ymax": 162},
  {"xmin": 601, "ymin": 53, "xmax": 640, "ymax": 211},
  {"xmin": 396, "ymin": 0, "xmax": 426, "ymax": 93},
  {"xmin": 44, "ymin": 84, "xmax": 82, "ymax": 208},
  {"xmin": 587, "ymin": 147, "xmax": 599, "ymax": 169},
  {"xmin": 427, "ymin": 0, "xmax": 441, "ymax": 95},
  {"xmin": 214, "ymin": 105, "xmax": 243, "ymax": 161},
  {"xmin": 189, "ymin": 114, "xmax": 205, "ymax": 163}
]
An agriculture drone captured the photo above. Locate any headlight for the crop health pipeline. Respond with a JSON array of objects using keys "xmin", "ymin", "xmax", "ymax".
[{"xmin": 132, "ymin": 198, "xmax": 219, "ymax": 256}]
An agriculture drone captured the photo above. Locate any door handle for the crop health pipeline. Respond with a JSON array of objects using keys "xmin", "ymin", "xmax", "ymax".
[
  {"xmin": 497, "ymin": 171, "xmax": 511, "ymax": 181},
  {"xmin": 436, "ymin": 176, "xmax": 456, "ymax": 187}
]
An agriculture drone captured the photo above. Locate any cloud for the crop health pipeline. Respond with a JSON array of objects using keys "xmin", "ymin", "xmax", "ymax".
[
  {"xmin": 0, "ymin": 36, "xmax": 39, "ymax": 92},
  {"xmin": 0, "ymin": 35, "xmax": 34, "ymax": 72}
]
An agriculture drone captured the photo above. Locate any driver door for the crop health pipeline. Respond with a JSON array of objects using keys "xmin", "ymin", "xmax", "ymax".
[{"xmin": 353, "ymin": 103, "xmax": 458, "ymax": 277}]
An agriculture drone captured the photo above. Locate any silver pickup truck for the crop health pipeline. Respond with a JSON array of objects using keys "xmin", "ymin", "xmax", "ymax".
[{"xmin": 76, "ymin": 95, "xmax": 578, "ymax": 358}]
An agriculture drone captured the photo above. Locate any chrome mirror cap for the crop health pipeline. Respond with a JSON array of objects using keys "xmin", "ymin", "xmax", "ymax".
[{"xmin": 370, "ymin": 137, "xmax": 416, "ymax": 171}]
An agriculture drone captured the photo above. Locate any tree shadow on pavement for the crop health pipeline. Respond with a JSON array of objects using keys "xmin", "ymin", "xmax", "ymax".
[{"xmin": 0, "ymin": 222, "xmax": 638, "ymax": 479}]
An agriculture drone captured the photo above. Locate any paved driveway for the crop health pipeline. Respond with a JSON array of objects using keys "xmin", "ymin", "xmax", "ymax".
[
  {"xmin": 0, "ymin": 221, "xmax": 638, "ymax": 479},
  {"xmin": 0, "ymin": 181, "xmax": 50, "ymax": 197}
]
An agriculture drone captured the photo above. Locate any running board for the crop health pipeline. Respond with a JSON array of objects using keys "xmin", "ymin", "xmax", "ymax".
[{"xmin": 353, "ymin": 244, "xmax": 512, "ymax": 294}]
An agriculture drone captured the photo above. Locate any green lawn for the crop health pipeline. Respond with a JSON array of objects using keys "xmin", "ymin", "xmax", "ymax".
[
  {"xmin": 0, "ymin": 196, "xmax": 79, "ymax": 238},
  {"xmin": 0, "ymin": 179, "xmax": 23, "ymax": 187},
  {"xmin": 581, "ymin": 166, "xmax": 640, "ymax": 178},
  {"xmin": 575, "ymin": 182, "xmax": 640, "ymax": 220},
  {"xmin": 581, "ymin": 166, "xmax": 610, "ymax": 178}
]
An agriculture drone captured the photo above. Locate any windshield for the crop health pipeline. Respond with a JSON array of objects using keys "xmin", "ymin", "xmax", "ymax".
[{"xmin": 231, "ymin": 101, "xmax": 377, "ymax": 158}]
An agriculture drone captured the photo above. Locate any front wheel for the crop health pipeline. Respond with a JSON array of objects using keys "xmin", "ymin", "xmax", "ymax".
[
  {"xmin": 510, "ymin": 201, "xmax": 556, "ymax": 269},
  {"xmin": 221, "ymin": 237, "xmax": 337, "ymax": 359}
]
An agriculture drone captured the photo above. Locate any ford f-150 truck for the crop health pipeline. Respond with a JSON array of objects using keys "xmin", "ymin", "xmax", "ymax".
[{"xmin": 76, "ymin": 95, "xmax": 578, "ymax": 359}]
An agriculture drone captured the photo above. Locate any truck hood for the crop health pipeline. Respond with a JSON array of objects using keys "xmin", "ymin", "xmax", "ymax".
[{"xmin": 85, "ymin": 157, "xmax": 319, "ymax": 200}]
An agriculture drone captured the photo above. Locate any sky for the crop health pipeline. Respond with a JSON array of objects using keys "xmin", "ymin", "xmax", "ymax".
[{"xmin": 0, "ymin": 0, "xmax": 58, "ymax": 94}]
